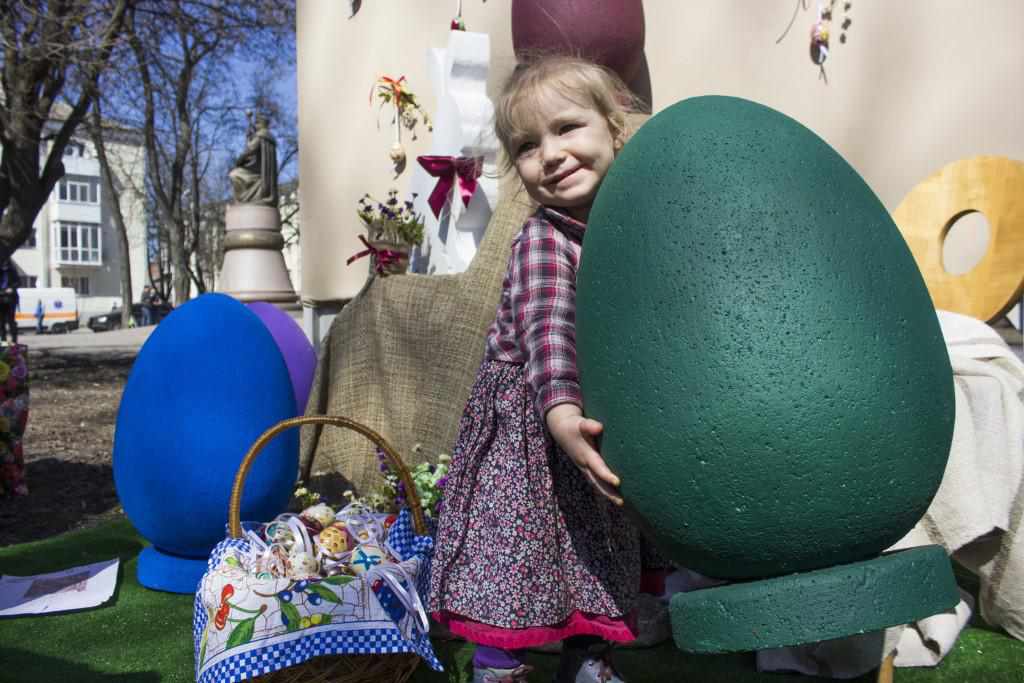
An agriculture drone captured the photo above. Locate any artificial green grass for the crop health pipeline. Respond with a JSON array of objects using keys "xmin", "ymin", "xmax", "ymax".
[{"xmin": 1, "ymin": 520, "xmax": 1022, "ymax": 682}]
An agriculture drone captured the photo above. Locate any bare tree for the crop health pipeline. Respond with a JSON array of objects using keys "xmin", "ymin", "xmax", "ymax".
[
  {"xmin": 0, "ymin": 0, "xmax": 133, "ymax": 261},
  {"xmin": 86, "ymin": 85, "xmax": 139, "ymax": 326},
  {"xmin": 124, "ymin": 0, "xmax": 294, "ymax": 304}
]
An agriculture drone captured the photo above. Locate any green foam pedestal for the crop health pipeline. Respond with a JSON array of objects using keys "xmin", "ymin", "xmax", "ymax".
[{"xmin": 671, "ymin": 545, "xmax": 959, "ymax": 653}]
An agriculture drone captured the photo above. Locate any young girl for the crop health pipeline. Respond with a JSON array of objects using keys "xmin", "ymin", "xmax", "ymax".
[{"xmin": 429, "ymin": 55, "xmax": 654, "ymax": 683}]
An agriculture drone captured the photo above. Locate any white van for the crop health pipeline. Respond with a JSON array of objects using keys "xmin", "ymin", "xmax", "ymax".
[{"xmin": 15, "ymin": 287, "xmax": 80, "ymax": 334}]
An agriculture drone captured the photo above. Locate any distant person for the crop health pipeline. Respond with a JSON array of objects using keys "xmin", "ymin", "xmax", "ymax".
[
  {"xmin": 0, "ymin": 258, "xmax": 20, "ymax": 344},
  {"xmin": 35, "ymin": 298, "xmax": 44, "ymax": 334},
  {"xmin": 150, "ymin": 292, "xmax": 164, "ymax": 324},
  {"xmin": 140, "ymin": 285, "xmax": 154, "ymax": 326}
]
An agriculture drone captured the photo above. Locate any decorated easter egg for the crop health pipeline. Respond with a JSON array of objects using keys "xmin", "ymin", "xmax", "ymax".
[
  {"xmin": 348, "ymin": 543, "xmax": 389, "ymax": 575},
  {"xmin": 113, "ymin": 293, "xmax": 298, "ymax": 592},
  {"xmin": 287, "ymin": 551, "xmax": 320, "ymax": 579},
  {"xmin": 317, "ymin": 523, "xmax": 354, "ymax": 556},
  {"xmin": 576, "ymin": 96, "xmax": 955, "ymax": 580},
  {"xmin": 301, "ymin": 502, "xmax": 336, "ymax": 530}
]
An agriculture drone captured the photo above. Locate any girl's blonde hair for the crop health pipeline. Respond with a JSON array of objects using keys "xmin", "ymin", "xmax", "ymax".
[{"xmin": 494, "ymin": 54, "xmax": 643, "ymax": 173}]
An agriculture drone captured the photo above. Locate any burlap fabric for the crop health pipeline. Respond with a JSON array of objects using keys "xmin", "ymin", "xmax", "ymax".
[{"xmin": 299, "ymin": 176, "xmax": 537, "ymax": 492}]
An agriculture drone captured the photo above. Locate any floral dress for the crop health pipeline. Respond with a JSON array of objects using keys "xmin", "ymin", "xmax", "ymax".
[{"xmin": 428, "ymin": 208, "xmax": 648, "ymax": 650}]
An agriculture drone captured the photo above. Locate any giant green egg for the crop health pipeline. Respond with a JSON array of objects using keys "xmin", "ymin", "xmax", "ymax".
[{"xmin": 576, "ymin": 96, "xmax": 958, "ymax": 651}]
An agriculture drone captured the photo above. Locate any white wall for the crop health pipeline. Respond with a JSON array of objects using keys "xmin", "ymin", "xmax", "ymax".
[{"xmin": 297, "ymin": 0, "xmax": 1024, "ymax": 301}]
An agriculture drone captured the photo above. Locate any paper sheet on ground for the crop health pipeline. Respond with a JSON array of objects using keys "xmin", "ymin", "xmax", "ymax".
[{"xmin": 0, "ymin": 558, "xmax": 119, "ymax": 616}]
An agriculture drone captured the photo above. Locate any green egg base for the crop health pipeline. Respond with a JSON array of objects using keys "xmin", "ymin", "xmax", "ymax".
[{"xmin": 670, "ymin": 544, "xmax": 959, "ymax": 654}]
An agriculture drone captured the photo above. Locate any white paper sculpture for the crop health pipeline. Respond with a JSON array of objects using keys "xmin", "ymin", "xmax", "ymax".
[{"xmin": 410, "ymin": 30, "xmax": 498, "ymax": 274}]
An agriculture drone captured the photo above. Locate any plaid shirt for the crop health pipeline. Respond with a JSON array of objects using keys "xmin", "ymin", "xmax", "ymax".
[{"xmin": 485, "ymin": 207, "xmax": 587, "ymax": 417}]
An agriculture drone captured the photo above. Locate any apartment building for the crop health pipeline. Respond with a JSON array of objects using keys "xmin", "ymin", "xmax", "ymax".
[{"xmin": 12, "ymin": 121, "xmax": 149, "ymax": 324}]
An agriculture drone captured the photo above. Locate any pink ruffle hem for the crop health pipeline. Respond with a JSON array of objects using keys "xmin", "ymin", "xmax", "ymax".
[{"xmin": 433, "ymin": 609, "xmax": 638, "ymax": 650}]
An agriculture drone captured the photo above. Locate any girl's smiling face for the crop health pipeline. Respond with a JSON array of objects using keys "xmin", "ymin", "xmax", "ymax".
[{"xmin": 511, "ymin": 89, "xmax": 621, "ymax": 222}]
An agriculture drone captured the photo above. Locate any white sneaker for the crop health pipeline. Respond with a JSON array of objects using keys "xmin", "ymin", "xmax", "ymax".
[
  {"xmin": 473, "ymin": 663, "xmax": 534, "ymax": 683},
  {"xmin": 572, "ymin": 656, "xmax": 626, "ymax": 683},
  {"xmin": 556, "ymin": 645, "xmax": 626, "ymax": 683}
]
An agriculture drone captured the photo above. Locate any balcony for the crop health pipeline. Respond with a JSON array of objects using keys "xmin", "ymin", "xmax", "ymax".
[{"xmin": 53, "ymin": 222, "xmax": 103, "ymax": 267}]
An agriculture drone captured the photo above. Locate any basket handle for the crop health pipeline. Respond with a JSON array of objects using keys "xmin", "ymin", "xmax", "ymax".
[{"xmin": 229, "ymin": 415, "xmax": 427, "ymax": 539}]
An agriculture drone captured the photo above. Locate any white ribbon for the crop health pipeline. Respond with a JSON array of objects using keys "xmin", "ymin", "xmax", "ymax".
[
  {"xmin": 245, "ymin": 513, "xmax": 320, "ymax": 578},
  {"xmin": 366, "ymin": 557, "xmax": 430, "ymax": 640},
  {"xmin": 336, "ymin": 502, "xmax": 386, "ymax": 544}
]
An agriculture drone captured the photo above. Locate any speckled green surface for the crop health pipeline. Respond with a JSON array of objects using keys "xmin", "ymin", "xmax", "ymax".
[
  {"xmin": 576, "ymin": 96, "xmax": 955, "ymax": 580},
  {"xmin": 671, "ymin": 545, "xmax": 960, "ymax": 653}
]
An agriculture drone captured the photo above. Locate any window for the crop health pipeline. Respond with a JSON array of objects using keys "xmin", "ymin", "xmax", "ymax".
[
  {"xmin": 62, "ymin": 142, "xmax": 86, "ymax": 157},
  {"xmin": 58, "ymin": 179, "xmax": 98, "ymax": 203},
  {"xmin": 56, "ymin": 222, "xmax": 101, "ymax": 265},
  {"xmin": 26, "ymin": 228, "xmax": 37, "ymax": 248},
  {"xmin": 61, "ymin": 276, "xmax": 90, "ymax": 295},
  {"xmin": 22, "ymin": 276, "xmax": 37, "ymax": 288}
]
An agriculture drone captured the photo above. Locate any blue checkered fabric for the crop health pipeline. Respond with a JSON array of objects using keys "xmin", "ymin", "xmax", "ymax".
[
  {"xmin": 192, "ymin": 589, "xmax": 208, "ymax": 680},
  {"xmin": 388, "ymin": 509, "xmax": 435, "ymax": 600},
  {"xmin": 193, "ymin": 506, "xmax": 442, "ymax": 683},
  {"xmin": 197, "ymin": 626, "xmax": 441, "ymax": 683}
]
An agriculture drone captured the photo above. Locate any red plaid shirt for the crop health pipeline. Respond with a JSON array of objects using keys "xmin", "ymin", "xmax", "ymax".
[{"xmin": 485, "ymin": 207, "xmax": 587, "ymax": 417}]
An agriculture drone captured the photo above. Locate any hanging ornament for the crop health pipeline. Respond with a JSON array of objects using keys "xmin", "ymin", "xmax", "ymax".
[
  {"xmin": 372, "ymin": 75, "xmax": 432, "ymax": 176},
  {"xmin": 776, "ymin": 0, "xmax": 853, "ymax": 84},
  {"xmin": 809, "ymin": 0, "xmax": 831, "ymax": 81},
  {"xmin": 451, "ymin": 0, "xmax": 466, "ymax": 30}
]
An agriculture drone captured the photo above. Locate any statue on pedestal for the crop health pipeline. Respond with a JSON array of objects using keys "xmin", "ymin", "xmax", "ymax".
[
  {"xmin": 218, "ymin": 111, "xmax": 297, "ymax": 309},
  {"xmin": 229, "ymin": 113, "xmax": 279, "ymax": 207}
]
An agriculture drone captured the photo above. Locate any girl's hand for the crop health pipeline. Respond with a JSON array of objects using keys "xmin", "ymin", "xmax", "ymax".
[{"xmin": 545, "ymin": 403, "xmax": 624, "ymax": 506}]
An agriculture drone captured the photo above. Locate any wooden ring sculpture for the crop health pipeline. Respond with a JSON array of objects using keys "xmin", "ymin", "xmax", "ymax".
[{"xmin": 892, "ymin": 156, "xmax": 1024, "ymax": 323}]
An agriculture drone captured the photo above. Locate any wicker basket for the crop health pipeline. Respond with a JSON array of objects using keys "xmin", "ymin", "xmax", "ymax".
[{"xmin": 227, "ymin": 415, "xmax": 429, "ymax": 683}]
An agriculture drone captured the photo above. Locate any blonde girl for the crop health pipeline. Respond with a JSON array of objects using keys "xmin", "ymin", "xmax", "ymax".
[{"xmin": 429, "ymin": 55, "xmax": 658, "ymax": 683}]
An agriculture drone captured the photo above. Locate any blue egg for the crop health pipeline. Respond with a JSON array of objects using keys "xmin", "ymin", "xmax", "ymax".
[{"xmin": 113, "ymin": 293, "xmax": 298, "ymax": 592}]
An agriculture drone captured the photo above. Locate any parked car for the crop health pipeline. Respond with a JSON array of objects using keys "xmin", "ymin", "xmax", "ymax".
[{"xmin": 88, "ymin": 302, "xmax": 173, "ymax": 332}]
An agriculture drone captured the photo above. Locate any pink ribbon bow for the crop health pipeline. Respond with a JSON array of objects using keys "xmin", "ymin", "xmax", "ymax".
[
  {"xmin": 416, "ymin": 155, "xmax": 484, "ymax": 218},
  {"xmin": 346, "ymin": 235, "xmax": 405, "ymax": 275}
]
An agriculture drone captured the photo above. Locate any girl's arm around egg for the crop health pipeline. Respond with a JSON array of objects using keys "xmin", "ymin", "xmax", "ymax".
[{"xmin": 545, "ymin": 403, "xmax": 623, "ymax": 506}]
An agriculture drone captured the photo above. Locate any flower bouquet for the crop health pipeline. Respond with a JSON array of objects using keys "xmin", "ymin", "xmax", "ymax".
[
  {"xmin": 348, "ymin": 190, "xmax": 425, "ymax": 276},
  {"xmin": 371, "ymin": 445, "xmax": 449, "ymax": 522}
]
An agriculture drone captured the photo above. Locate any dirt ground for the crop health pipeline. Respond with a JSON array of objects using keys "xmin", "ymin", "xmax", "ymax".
[{"xmin": 0, "ymin": 348, "xmax": 134, "ymax": 547}]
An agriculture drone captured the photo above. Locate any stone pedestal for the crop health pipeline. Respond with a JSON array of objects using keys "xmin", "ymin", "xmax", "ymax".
[{"xmin": 217, "ymin": 203, "xmax": 299, "ymax": 309}]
